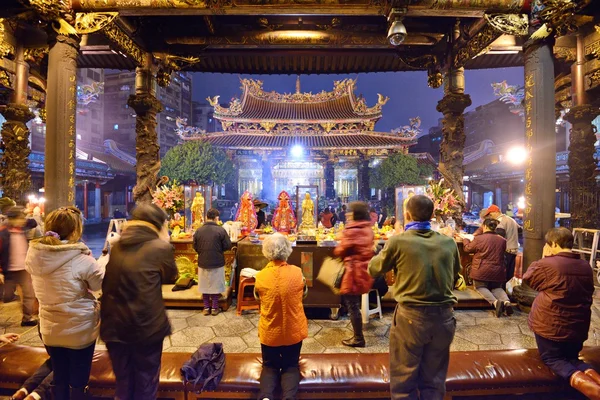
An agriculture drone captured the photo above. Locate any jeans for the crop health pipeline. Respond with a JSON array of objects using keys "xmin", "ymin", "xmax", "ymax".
[
  {"xmin": 22, "ymin": 358, "xmax": 53, "ymax": 398},
  {"xmin": 258, "ymin": 341, "xmax": 303, "ymax": 400},
  {"xmin": 473, "ymin": 280, "xmax": 510, "ymax": 306},
  {"xmin": 390, "ymin": 304, "xmax": 456, "ymax": 400},
  {"xmin": 3, "ymin": 269, "xmax": 36, "ymax": 322},
  {"xmin": 106, "ymin": 340, "xmax": 164, "ymax": 400},
  {"xmin": 46, "ymin": 342, "xmax": 96, "ymax": 400},
  {"xmin": 535, "ymin": 334, "xmax": 591, "ymax": 380}
]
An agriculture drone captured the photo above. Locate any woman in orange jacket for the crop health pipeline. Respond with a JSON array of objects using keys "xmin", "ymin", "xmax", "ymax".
[{"xmin": 254, "ymin": 233, "xmax": 308, "ymax": 400}]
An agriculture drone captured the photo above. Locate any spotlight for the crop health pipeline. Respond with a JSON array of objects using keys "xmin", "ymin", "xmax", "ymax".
[
  {"xmin": 506, "ymin": 147, "xmax": 528, "ymax": 165},
  {"xmin": 290, "ymin": 144, "xmax": 304, "ymax": 158},
  {"xmin": 388, "ymin": 19, "xmax": 407, "ymax": 46},
  {"xmin": 517, "ymin": 196, "xmax": 525, "ymax": 210}
]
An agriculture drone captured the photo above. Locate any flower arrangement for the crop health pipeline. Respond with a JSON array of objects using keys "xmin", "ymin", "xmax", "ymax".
[
  {"xmin": 152, "ymin": 180, "xmax": 184, "ymax": 215},
  {"xmin": 426, "ymin": 178, "xmax": 460, "ymax": 220}
]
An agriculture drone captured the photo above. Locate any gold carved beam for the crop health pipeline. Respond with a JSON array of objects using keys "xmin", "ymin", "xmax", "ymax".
[
  {"xmin": 102, "ymin": 21, "xmax": 145, "ymax": 66},
  {"xmin": 453, "ymin": 22, "xmax": 503, "ymax": 69},
  {"xmin": 70, "ymin": 0, "xmax": 529, "ymax": 16},
  {"xmin": 0, "ymin": 18, "xmax": 15, "ymax": 59},
  {"xmin": 166, "ymin": 31, "xmax": 442, "ymax": 48}
]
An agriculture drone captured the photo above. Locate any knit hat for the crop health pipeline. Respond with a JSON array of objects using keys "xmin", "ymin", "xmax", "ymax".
[{"xmin": 130, "ymin": 203, "xmax": 167, "ymax": 231}]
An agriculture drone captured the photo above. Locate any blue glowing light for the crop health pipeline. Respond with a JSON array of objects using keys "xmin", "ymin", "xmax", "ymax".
[{"xmin": 290, "ymin": 144, "xmax": 304, "ymax": 158}]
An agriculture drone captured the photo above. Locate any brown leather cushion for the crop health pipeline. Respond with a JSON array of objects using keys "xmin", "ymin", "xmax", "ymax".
[
  {"xmin": 0, "ymin": 345, "xmax": 187, "ymax": 392},
  {"xmin": 206, "ymin": 353, "xmax": 390, "ymax": 393},
  {"xmin": 3, "ymin": 344, "xmax": 600, "ymax": 396},
  {"xmin": 446, "ymin": 349, "xmax": 563, "ymax": 393}
]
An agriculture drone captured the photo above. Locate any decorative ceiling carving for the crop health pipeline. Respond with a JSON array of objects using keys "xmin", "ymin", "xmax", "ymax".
[
  {"xmin": 484, "ymin": 13, "xmax": 528, "ymax": 36},
  {"xmin": 101, "ymin": 21, "xmax": 145, "ymax": 65}
]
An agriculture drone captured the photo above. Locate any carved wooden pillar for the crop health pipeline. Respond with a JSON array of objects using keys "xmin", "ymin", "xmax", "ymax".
[
  {"xmin": 0, "ymin": 38, "xmax": 34, "ymax": 203},
  {"xmin": 521, "ymin": 37, "xmax": 557, "ymax": 271},
  {"xmin": 564, "ymin": 35, "xmax": 600, "ymax": 228},
  {"xmin": 128, "ymin": 53, "xmax": 163, "ymax": 204},
  {"xmin": 44, "ymin": 33, "xmax": 80, "ymax": 213},
  {"xmin": 325, "ymin": 159, "xmax": 335, "ymax": 199},
  {"xmin": 437, "ymin": 69, "xmax": 472, "ymax": 221},
  {"xmin": 357, "ymin": 154, "xmax": 370, "ymax": 201}
]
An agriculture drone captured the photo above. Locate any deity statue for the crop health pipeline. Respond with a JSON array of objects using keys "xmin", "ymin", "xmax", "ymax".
[
  {"xmin": 272, "ymin": 191, "xmax": 297, "ymax": 233},
  {"xmin": 235, "ymin": 191, "xmax": 258, "ymax": 232},
  {"xmin": 300, "ymin": 192, "xmax": 316, "ymax": 231},
  {"xmin": 191, "ymin": 192, "xmax": 205, "ymax": 229}
]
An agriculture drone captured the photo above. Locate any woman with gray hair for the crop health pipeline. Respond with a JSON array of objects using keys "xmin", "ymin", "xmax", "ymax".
[{"xmin": 254, "ymin": 233, "xmax": 308, "ymax": 400}]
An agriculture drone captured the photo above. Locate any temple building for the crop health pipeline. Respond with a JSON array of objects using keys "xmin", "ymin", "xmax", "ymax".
[{"xmin": 178, "ymin": 78, "xmax": 418, "ymax": 201}]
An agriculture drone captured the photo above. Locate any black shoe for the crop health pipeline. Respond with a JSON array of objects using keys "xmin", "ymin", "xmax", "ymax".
[
  {"xmin": 342, "ymin": 337, "xmax": 366, "ymax": 348},
  {"xmin": 21, "ymin": 319, "xmax": 38, "ymax": 327},
  {"xmin": 494, "ymin": 300, "xmax": 504, "ymax": 318},
  {"xmin": 504, "ymin": 301, "xmax": 514, "ymax": 316}
]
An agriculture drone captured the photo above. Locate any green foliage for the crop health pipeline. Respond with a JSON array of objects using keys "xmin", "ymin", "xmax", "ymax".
[
  {"xmin": 370, "ymin": 153, "xmax": 427, "ymax": 189},
  {"xmin": 160, "ymin": 140, "xmax": 235, "ymax": 185}
]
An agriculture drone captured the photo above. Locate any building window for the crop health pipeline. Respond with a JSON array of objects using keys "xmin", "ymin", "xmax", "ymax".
[
  {"xmin": 91, "ymin": 110, "xmax": 99, "ymax": 119},
  {"xmin": 92, "ymin": 124, "xmax": 100, "ymax": 134},
  {"xmin": 87, "ymin": 69, "xmax": 95, "ymax": 79},
  {"xmin": 113, "ymin": 124, "xmax": 119, "ymax": 130}
]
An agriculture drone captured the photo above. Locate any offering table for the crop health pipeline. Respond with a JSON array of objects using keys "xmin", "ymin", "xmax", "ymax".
[
  {"xmin": 236, "ymin": 237, "xmax": 342, "ymax": 319},
  {"xmin": 161, "ymin": 239, "xmax": 236, "ymax": 310}
]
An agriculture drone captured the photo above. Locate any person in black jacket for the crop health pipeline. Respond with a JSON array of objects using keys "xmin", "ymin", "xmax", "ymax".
[
  {"xmin": 193, "ymin": 208, "xmax": 232, "ymax": 316},
  {"xmin": 100, "ymin": 204, "xmax": 178, "ymax": 400}
]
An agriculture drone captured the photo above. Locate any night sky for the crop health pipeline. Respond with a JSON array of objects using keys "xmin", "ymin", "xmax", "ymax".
[{"xmin": 191, "ymin": 67, "xmax": 523, "ymax": 134}]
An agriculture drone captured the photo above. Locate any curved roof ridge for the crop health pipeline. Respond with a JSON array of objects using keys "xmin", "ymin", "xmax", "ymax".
[
  {"xmin": 209, "ymin": 77, "xmax": 389, "ymax": 122},
  {"xmin": 239, "ymin": 77, "xmax": 358, "ymax": 104}
]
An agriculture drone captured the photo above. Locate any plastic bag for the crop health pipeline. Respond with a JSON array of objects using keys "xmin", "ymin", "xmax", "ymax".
[{"xmin": 506, "ymin": 276, "xmax": 522, "ymax": 296}]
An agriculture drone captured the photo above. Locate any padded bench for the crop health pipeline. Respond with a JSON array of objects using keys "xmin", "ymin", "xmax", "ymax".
[{"xmin": 2, "ymin": 344, "xmax": 599, "ymax": 399}]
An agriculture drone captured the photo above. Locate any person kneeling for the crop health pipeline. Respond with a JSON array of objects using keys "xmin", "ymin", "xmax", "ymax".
[
  {"xmin": 463, "ymin": 218, "xmax": 512, "ymax": 317},
  {"xmin": 254, "ymin": 233, "xmax": 308, "ymax": 400},
  {"xmin": 524, "ymin": 227, "xmax": 600, "ymax": 400}
]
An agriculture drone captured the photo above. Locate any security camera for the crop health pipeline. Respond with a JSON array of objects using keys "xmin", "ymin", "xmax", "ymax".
[
  {"xmin": 387, "ymin": 19, "xmax": 407, "ymax": 46},
  {"xmin": 387, "ymin": 7, "xmax": 407, "ymax": 46}
]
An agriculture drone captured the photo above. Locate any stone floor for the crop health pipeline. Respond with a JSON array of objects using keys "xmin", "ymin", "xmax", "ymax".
[{"xmin": 3, "ymin": 296, "xmax": 600, "ymax": 354}]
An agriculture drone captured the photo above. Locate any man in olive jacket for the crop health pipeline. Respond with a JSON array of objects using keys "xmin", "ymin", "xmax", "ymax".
[
  {"xmin": 369, "ymin": 195, "xmax": 461, "ymax": 400},
  {"xmin": 101, "ymin": 204, "xmax": 178, "ymax": 400}
]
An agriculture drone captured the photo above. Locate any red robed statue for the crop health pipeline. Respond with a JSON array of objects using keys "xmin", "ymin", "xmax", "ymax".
[
  {"xmin": 272, "ymin": 190, "xmax": 297, "ymax": 233},
  {"xmin": 235, "ymin": 191, "xmax": 258, "ymax": 232}
]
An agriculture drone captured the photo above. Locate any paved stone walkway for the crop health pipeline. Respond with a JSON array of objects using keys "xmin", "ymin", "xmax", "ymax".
[{"xmin": 2, "ymin": 296, "xmax": 600, "ymax": 354}]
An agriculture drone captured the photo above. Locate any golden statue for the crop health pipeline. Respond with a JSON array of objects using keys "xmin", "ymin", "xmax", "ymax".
[
  {"xmin": 191, "ymin": 192, "xmax": 205, "ymax": 229},
  {"xmin": 300, "ymin": 192, "xmax": 316, "ymax": 231}
]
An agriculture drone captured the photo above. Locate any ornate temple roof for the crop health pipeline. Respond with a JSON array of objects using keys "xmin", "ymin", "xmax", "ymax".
[
  {"xmin": 178, "ymin": 78, "xmax": 419, "ymax": 152},
  {"xmin": 200, "ymin": 131, "xmax": 415, "ymax": 151},
  {"xmin": 208, "ymin": 78, "xmax": 387, "ymax": 128}
]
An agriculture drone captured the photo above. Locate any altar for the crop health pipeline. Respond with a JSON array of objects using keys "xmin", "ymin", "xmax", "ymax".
[
  {"xmin": 234, "ymin": 235, "xmax": 489, "ymax": 316},
  {"xmin": 236, "ymin": 237, "xmax": 342, "ymax": 319}
]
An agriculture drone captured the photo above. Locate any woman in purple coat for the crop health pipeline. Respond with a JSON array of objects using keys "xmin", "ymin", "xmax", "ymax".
[
  {"xmin": 524, "ymin": 228, "xmax": 600, "ymax": 400},
  {"xmin": 463, "ymin": 218, "xmax": 512, "ymax": 317}
]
